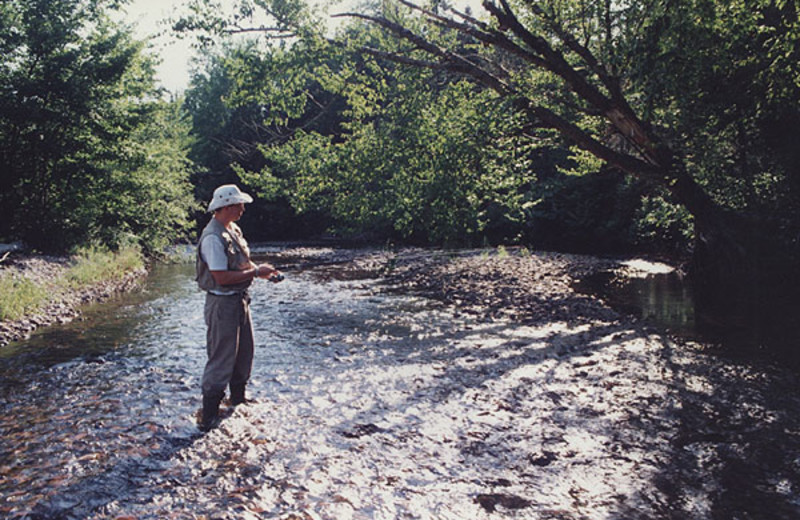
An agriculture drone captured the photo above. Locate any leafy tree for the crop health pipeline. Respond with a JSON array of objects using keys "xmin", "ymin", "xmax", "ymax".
[
  {"xmin": 177, "ymin": 0, "xmax": 691, "ymax": 251},
  {"xmin": 181, "ymin": 6, "xmax": 541, "ymax": 245},
  {"xmin": 91, "ymin": 99, "xmax": 199, "ymax": 256},
  {"xmin": 0, "ymin": 0, "xmax": 197, "ymax": 253},
  {"xmin": 184, "ymin": 41, "xmax": 343, "ymax": 240},
  {"xmin": 343, "ymin": 0, "xmax": 800, "ymax": 343}
]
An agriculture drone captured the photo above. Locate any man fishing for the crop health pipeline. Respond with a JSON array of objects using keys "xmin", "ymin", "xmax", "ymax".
[{"xmin": 195, "ymin": 184, "xmax": 283, "ymax": 432}]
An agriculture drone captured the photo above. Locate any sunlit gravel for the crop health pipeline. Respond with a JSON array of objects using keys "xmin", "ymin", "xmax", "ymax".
[{"xmin": 2, "ymin": 249, "xmax": 800, "ymax": 519}]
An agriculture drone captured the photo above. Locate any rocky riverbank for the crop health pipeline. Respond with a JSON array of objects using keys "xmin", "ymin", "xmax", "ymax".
[
  {"xmin": 0, "ymin": 254, "xmax": 146, "ymax": 347},
  {"xmin": 262, "ymin": 245, "xmax": 659, "ymax": 326}
]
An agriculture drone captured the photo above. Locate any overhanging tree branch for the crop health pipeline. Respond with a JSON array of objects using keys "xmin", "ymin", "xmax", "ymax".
[
  {"xmin": 336, "ymin": 0, "xmax": 720, "ymax": 220},
  {"xmin": 335, "ymin": 12, "xmax": 513, "ymax": 94},
  {"xmin": 484, "ymin": 0, "xmax": 661, "ymax": 165}
]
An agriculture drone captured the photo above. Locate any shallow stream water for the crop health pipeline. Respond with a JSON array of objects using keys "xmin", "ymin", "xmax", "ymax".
[{"xmin": 2, "ymin": 254, "xmax": 800, "ymax": 519}]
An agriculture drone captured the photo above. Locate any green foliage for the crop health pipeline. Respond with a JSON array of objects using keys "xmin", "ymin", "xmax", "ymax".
[
  {"xmin": 0, "ymin": 273, "xmax": 48, "ymax": 322},
  {"xmin": 0, "ymin": 0, "xmax": 197, "ymax": 254},
  {"xmin": 172, "ymin": 0, "xmax": 316, "ymax": 45},
  {"xmin": 91, "ymin": 100, "xmax": 200, "ymax": 256},
  {"xmin": 181, "ymin": 0, "xmax": 799, "ymax": 258},
  {"xmin": 634, "ymin": 195, "xmax": 694, "ymax": 254},
  {"xmin": 200, "ymin": 8, "xmax": 542, "ymax": 245},
  {"xmin": 184, "ymin": 41, "xmax": 342, "ymax": 239},
  {"xmin": 252, "ymin": 75, "xmax": 538, "ymax": 244},
  {"xmin": 525, "ymin": 167, "xmax": 649, "ymax": 254},
  {"xmin": 626, "ymin": 0, "xmax": 800, "ymax": 219},
  {"xmin": 493, "ymin": 0, "xmax": 799, "ymax": 254}
]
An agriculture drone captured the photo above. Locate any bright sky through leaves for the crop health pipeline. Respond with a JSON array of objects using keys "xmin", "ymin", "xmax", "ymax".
[
  {"xmin": 116, "ymin": 0, "xmax": 195, "ymax": 92},
  {"xmin": 118, "ymin": 0, "xmax": 484, "ymax": 93}
]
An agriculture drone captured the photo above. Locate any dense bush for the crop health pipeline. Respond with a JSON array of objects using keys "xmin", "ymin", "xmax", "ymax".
[{"xmin": 0, "ymin": 0, "xmax": 197, "ymax": 254}]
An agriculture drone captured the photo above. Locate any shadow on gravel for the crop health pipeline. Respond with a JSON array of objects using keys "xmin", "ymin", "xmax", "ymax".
[
  {"xmin": 5, "ymin": 248, "xmax": 800, "ymax": 518},
  {"xmin": 26, "ymin": 432, "xmax": 201, "ymax": 520},
  {"xmin": 328, "ymin": 302, "xmax": 800, "ymax": 518},
  {"xmin": 624, "ymin": 342, "xmax": 800, "ymax": 520}
]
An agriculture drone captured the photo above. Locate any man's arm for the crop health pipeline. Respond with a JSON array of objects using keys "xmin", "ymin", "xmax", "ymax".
[
  {"xmin": 210, "ymin": 264, "xmax": 280, "ymax": 285},
  {"xmin": 201, "ymin": 235, "xmax": 279, "ymax": 286}
]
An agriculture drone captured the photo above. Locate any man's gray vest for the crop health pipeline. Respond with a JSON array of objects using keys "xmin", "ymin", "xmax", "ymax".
[{"xmin": 196, "ymin": 218, "xmax": 253, "ymax": 293}]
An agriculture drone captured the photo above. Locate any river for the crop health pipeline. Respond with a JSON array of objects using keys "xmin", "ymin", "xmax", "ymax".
[{"xmin": 2, "ymin": 252, "xmax": 800, "ymax": 519}]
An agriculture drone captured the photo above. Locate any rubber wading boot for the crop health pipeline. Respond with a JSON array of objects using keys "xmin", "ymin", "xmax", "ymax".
[
  {"xmin": 230, "ymin": 384, "xmax": 256, "ymax": 406},
  {"xmin": 198, "ymin": 393, "xmax": 223, "ymax": 432}
]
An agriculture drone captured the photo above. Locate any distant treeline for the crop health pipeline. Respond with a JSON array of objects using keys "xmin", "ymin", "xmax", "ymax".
[{"xmin": 2, "ymin": 0, "xmax": 798, "ymax": 270}]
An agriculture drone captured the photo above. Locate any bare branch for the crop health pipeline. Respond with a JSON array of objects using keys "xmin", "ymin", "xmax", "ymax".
[
  {"xmin": 340, "ymin": 9, "xmax": 658, "ymax": 180},
  {"xmin": 482, "ymin": 0, "xmax": 607, "ymax": 107},
  {"xmin": 335, "ymin": 1, "xmax": 721, "ymax": 224},
  {"xmin": 223, "ymin": 25, "xmax": 298, "ymax": 38},
  {"xmin": 446, "ymin": 4, "xmax": 491, "ymax": 30},
  {"xmin": 483, "ymin": 0, "xmax": 661, "ymax": 165},
  {"xmin": 352, "ymin": 46, "xmax": 451, "ymax": 70},
  {"xmin": 524, "ymin": 2, "xmax": 623, "ymax": 101},
  {"xmin": 396, "ymin": 0, "xmax": 551, "ymax": 70},
  {"xmin": 516, "ymin": 99, "xmax": 662, "ymax": 178},
  {"xmin": 336, "ymin": 12, "xmax": 513, "ymax": 94}
]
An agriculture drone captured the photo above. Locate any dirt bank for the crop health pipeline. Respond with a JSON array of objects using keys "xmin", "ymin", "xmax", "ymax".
[{"xmin": 0, "ymin": 254, "xmax": 146, "ymax": 347}]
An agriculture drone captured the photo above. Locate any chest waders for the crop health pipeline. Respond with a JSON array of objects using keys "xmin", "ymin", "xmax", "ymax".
[{"xmin": 196, "ymin": 220, "xmax": 255, "ymax": 432}]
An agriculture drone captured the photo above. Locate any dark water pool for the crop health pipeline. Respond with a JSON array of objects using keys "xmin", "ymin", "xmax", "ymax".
[{"xmin": 574, "ymin": 269, "xmax": 696, "ymax": 338}]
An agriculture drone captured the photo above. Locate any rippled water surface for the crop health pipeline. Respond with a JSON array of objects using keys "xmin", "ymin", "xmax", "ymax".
[
  {"xmin": 0, "ymin": 260, "xmax": 468, "ymax": 518},
  {"xmin": 3, "ymin": 256, "xmax": 800, "ymax": 520}
]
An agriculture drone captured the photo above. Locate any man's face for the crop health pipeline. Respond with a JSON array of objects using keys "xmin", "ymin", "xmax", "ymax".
[{"xmin": 223, "ymin": 203, "xmax": 245, "ymax": 221}]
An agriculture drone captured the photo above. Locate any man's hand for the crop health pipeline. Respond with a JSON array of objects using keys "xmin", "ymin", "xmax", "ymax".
[{"xmin": 256, "ymin": 264, "xmax": 283, "ymax": 282}]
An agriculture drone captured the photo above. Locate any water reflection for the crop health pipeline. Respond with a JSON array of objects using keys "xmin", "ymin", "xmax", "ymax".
[
  {"xmin": 0, "ymin": 263, "xmax": 200, "ymax": 369},
  {"xmin": 575, "ymin": 270, "xmax": 696, "ymax": 337}
]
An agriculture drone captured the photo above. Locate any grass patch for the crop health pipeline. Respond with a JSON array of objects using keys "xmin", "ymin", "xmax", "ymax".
[
  {"xmin": 0, "ymin": 273, "xmax": 49, "ymax": 321},
  {"xmin": 65, "ymin": 244, "xmax": 144, "ymax": 287},
  {"xmin": 0, "ymin": 244, "xmax": 144, "ymax": 324}
]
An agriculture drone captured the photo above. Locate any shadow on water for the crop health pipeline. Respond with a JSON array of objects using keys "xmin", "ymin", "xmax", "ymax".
[
  {"xmin": 575, "ymin": 267, "xmax": 800, "ymax": 368},
  {"xmin": 573, "ymin": 266, "xmax": 800, "ymax": 519},
  {"xmin": 3, "ymin": 251, "xmax": 800, "ymax": 519}
]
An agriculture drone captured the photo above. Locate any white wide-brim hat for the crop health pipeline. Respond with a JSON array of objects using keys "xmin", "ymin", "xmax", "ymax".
[{"xmin": 208, "ymin": 184, "xmax": 254, "ymax": 212}]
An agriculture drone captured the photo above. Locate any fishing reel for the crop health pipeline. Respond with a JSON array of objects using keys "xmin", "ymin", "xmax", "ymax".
[{"xmin": 268, "ymin": 273, "xmax": 285, "ymax": 283}]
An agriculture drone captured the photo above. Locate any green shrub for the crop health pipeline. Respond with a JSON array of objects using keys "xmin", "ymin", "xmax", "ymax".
[
  {"xmin": 66, "ymin": 244, "xmax": 144, "ymax": 287},
  {"xmin": 0, "ymin": 273, "xmax": 48, "ymax": 321}
]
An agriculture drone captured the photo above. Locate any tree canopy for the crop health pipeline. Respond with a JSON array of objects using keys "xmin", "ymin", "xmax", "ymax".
[
  {"xmin": 177, "ymin": 0, "xmax": 800, "ymax": 342},
  {"xmin": 0, "ymin": 0, "xmax": 196, "ymax": 254}
]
